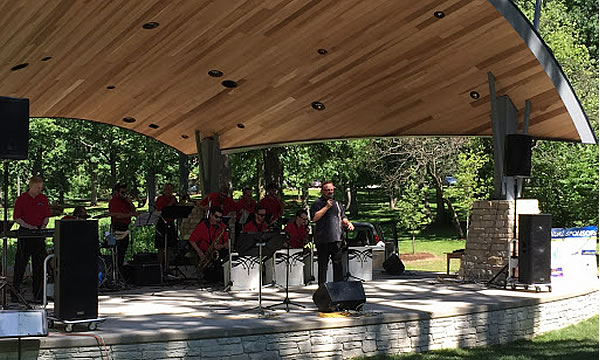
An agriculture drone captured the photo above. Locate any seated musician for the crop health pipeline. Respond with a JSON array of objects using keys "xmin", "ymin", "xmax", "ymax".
[
  {"xmin": 61, "ymin": 206, "xmax": 89, "ymax": 220},
  {"xmin": 284, "ymin": 209, "xmax": 309, "ymax": 249},
  {"xmin": 154, "ymin": 183, "xmax": 178, "ymax": 271},
  {"xmin": 260, "ymin": 183, "xmax": 284, "ymax": 228},
  {"xmin": 242, "ymin": 207, "xmax": 268, "ymax": 233},
  {"xmin": 199, "ymin": 185, "xmax": 237, "ymax": 218},
  {"xmin": 188, "ymin": 206, "xmax": 229, "ymax": 283},
  {"xmin": 12, "ymin": 176, "xmax": 52, "ymax": 302}
]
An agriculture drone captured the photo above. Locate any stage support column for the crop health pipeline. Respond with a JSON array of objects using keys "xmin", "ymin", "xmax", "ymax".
[
  {"xmin": 194, "ymin": 132, "xmax": 231, "ymax": 195},
  {"xmin": 488, "ymin": 72, "xmax": 531, "ymax": 201}
]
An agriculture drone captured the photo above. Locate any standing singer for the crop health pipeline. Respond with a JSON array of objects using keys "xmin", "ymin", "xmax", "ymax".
[
  {"xmin": 310, "ymin": 182, "xmax": 354, "ymax": 286},
  {"xmin": 12, "ymin": 176, "xmax": 51, "ymax": 302}
]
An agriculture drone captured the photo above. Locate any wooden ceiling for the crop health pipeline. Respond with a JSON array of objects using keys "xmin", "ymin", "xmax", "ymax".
[{"xmin": 0, "ymin": 0, "xmax": 595, "ymax": 154}]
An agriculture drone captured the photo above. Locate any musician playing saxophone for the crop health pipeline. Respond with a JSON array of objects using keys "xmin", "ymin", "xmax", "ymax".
[{"xmin": 188, "ymin": 206, "xmax": 229, "ymax": 283}]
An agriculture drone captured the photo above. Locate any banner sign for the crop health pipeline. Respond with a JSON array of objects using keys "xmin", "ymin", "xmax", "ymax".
[{"xmin": 551, "ymin": 226, "xmax": 597, "ymax": 282}]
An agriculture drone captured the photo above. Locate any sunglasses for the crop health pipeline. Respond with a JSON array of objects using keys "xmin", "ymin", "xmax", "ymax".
[
  {"xmin": 257, "ymin": 213, "xmax": 266, "ymax": 217},
  {"xmin": 213, "ymin": 214, "xmax": 223, "ymax": 219}
]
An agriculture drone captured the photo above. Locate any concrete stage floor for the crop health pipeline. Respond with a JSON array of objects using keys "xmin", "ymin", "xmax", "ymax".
[{"xmin": 23, "ymin": 271, "xmax": 598, "ymax": 348}]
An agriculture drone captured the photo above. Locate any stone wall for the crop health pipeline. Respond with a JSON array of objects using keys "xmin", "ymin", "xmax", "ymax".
[
  {"xmin": 461, "ymin": 200, "xmax": 540, "ymax": 281},
  {"xmin": 4, "ymin": 289, "xmax": 595, "ymax": 360}
]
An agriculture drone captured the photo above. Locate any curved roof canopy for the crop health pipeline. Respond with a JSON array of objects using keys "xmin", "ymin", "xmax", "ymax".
[{"xmin": 1, "ymin": 0, "xmax": 596, "ymax": 154}]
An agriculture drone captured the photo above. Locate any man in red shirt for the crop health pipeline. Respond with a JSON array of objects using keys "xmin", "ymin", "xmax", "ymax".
[
  {"xmin": 199, "ymin": 185, "xmax": 237, "ymax": 217},
  {"xmin": 154, "ymin": 183, "xmax": 178, "ymax": 271},
  {"xmin": 109, "ymin": 183, "xmax": 137, "ymax": 272},
  {"xmin": 260, "ymin": 183, "xmax": 284, "ymax": 227},
  {"xmin": 242, "ymin": 207, "xmax": 268, "ymax": 233},
  {"xmin": 284, "ymin": 209, "xmax": 310, "ymax": 248},
  {"xmin": 235, "ymin": 187, "xmax": 256, "ymax": 224},
  {"xmin": 12, "ymin": 176, "xmax": 52, "ymax": 302},
  {"xmin": 188, "ymin": 207, "xmax": 229, "ymax": 283}
]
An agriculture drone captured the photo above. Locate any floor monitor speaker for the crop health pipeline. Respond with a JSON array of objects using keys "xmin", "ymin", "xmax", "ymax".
[
  {"xmin": 0, "ymin": 96, "xmax": 29, "ymax": 160},
  {"xmin": 383, "ymin": 254, "xmax": 405, "ymax": 275},
  {"xmin": 505, "ymin": 134, "xmax": 532, "ymax": 177},
  {"xmin": 312, "ymin": 281, "xmax": 366, "ymax": 312},
  {"xmin": 55, "ymin": 220, "xmax": 99, "ymax": 320},
  {"xmin": 518, "ymin": 214, "xmax": 552, "ymax": 284}
]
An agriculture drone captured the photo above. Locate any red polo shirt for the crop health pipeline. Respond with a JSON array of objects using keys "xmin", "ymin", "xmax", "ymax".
[
  {"xmin": 155, "ymin": 194, "xmax": 177, "ymax": 222},
  {"xmin": 200, "ymin": 192, "xmax": 237, "ymax": 215},
  {"xmin": 236, "ymin": 197, "xmax": 256, "ymax": 220},
  {"xmin": 188, "ymin": 220, "xmax": 228, "ymax": 252},
  {"xmin": 285, "ymin": 221, "xmax": 309, "ymax": 248},
  {"xmin": 13, "ymin": 192, "xmax": 51, "ymax": 227},
  {"xmin": 109, "ymin": 195, "xmax": 133, "ymax": 225},
  {"xmin": 242, "ymin": 220, "xmax": 267, "ymax": 233},
  {"xmin": 260, "ymin": 195, "xmax": 283, "ymax": 222}
]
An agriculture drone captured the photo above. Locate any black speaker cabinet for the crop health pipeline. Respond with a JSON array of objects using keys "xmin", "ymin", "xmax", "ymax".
[
  {"xmin": 312, "ymin": 281, "xmax": 366, "ymax": 312},
  {"xmin": 505, "ymin": 134, "xmax": 532, "ymax": 177},
  {"xmin": 383, "ymin": 254, "xmax": 405, "ymax": 275},
  {"xmin": 518, "ymin": 214, "xmax": 552, "ymax": 285},
  {"xmin": 55, "ymin": 220, "xmax": 99, "ymax": 320},
  {"xmin": 129, "ymin": 263, "xmax": 162, "ymax": 286},
  {"xmin": 0, "ymin": 96, "xmax": 29, "ymax": 160}
]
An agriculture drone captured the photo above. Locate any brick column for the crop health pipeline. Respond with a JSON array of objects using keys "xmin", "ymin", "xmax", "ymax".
[{"xmin": 461, "ymin": 200, "xmax": 539, "ymax": 281}]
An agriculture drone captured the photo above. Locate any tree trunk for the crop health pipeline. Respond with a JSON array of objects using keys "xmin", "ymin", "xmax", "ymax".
[
  {"xmin": 444, "ymin": 197, "xmax": 465, "ymax": 239},
  {"xmin": 219, "ymin": 154, "xmax": 233, "ymax": 194},
  {"xmin": 389, "ymin": 194, "xmax": 397, "ymax": 209},
  {"xmin": 109, "ymin": 148, "xmax": 117, "ymax": 190},
  {"xmin": 90, "ymin": 164, "xmax": 98, "ymax": 205},
  {"xmin": 301, "ymin": 185, "xmax": 310, "ymax": 215},
  {"xmin": 428, "ymin": 166, "xmax": 447, "ymax": 226},
  {"xmin": 147, "ymin": 168, "xmax": 156, "ymax": 211},
  {"xmin": 348, "ymin": 183, "xmax": 358, "ymax": 217},
  {"xmin": 178, "ymin": 152, "xmax": 189, "ymax": 197},
  {"xmin": 411, "ymin": 232, "xmax": 416, "ymax": 254},
  {"xmin": 262, "ymin": 147, "xmax": 284, "ymax": 191},
  {"xmin": 256, "ymin": 155, "xmax": 264, "ymax": 200}
]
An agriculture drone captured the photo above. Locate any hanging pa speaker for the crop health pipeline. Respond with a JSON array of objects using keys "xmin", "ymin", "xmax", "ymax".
[
  {"xmin": 0, "ymin": 96, "xmax": 29, "ymax": 160},
  {"xmin": 312, "ymin": 281, "xmax": 366, "ymax": 312},
  {"xmin": 505, "ymin": 134, "xmax": 532, "ymax": 177}
]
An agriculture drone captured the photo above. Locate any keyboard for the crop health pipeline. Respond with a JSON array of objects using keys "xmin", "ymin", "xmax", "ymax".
[{"xmin": 5, "ymin": 228, "xmax": 55, "ymax": 239}]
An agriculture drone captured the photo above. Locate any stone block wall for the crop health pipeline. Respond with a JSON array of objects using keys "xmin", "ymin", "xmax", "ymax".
[
  {"xmin": 4, "ymin": 289, "xmax": 595, "ymax": 360},
  {"xmin": 461, "ymin": 200, "xmax": 539, "ymax": 281}
]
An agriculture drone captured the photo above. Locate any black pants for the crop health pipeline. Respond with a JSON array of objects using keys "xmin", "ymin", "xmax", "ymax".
[
  {"xmin": 316, "ymin": 241, "xmax": 344, "ymax": 286},
  {"xmin": 13, "ymin": 237, "xmax": 47, "ymax": 300},
  {"xmin": 112, "ymin": 222, "xmax": 130, "ymax": 271}
]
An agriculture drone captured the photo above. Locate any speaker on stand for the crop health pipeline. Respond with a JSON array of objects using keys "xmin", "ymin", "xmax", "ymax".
[
  {"xmin": 518, "ymin": 214, "xmax": 552, "ymax": 285},
  {"xmin": 55, "ymin": 220, "xmax": 99, "ymax": 320}
]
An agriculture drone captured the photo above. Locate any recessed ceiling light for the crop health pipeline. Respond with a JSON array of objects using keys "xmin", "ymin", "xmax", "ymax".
[
  {"xmin": 311, "ymin": 101, "xmax": 326, "ymax": 111},
  {"xmin": 123, "ymin": 117, "xmax": 136, "ymax": 123},
  {"xmin": 181, "ymin": 134, "xmax": 189, "ymax": 139},
  {"xmin": 11, "ymin": 63, "xmax": 29, "ymax": 71},
  {"xmin": 142, "ymin": 22, "xmax": 160, "ymax": 30},
  {"xmin": 434, "ymin": 11, "xmax": 445, "ymax": 19},
  {"xmin": 106, "ymin": 85, "xmax": 116, "ymax": 90},
  {"xmin": 222, "ymin": 80, "xmax": 238, "ymax": 88},
  {"xmin": 469, "ymin": 91, "xmax": 480, "ymax": 99},
  {"xmin": 41, "ymin": 57, "xmax": 52, "ymax": 62},
  {"xmin": 317, "ymin": 48, "xmax": 328, "ymax": 55},
  {"xmin": 208, "ymin": 70, "xmax": 224, "ymax": 77},
  {"xmin": 149, "ymin": 123, "xmax": 159, "ymax": 129},
  {"xmin": 237, "ymin": 123, "xmax": 245, "ymax": 129}
]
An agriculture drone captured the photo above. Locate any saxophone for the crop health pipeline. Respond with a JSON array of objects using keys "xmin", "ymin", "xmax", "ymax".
[{"xmin": 197, "ymin": 226, "xmax": 227, "ymax": 272}]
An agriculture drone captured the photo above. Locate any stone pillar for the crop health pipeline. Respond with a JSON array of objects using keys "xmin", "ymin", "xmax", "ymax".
[{"xmin": 460, "ymin": 199, "xmax": 539, "ymax": 281}]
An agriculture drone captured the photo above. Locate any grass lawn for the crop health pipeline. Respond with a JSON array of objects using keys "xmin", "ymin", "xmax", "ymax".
[{"xmin": 356, "ymin": 315, "xmax": 599, "ymax": 360}]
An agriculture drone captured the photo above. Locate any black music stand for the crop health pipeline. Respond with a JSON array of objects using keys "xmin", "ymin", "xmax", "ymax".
[
  {"xmin": 239, "ymin": 232, "xmax": 283, "ymax": 315},
  {"xmin": 265, "ymin": 233, "xmax": 305, "ymax": 312},
  {"xmin": 160, "ymin": 205, "xmax": 193, "ymax": 279}
]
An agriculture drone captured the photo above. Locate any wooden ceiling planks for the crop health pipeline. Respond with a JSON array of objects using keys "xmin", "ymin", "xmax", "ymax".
[{"xmin": 0, "ymin": 0, "xmax": 594, "ymax": 155}]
